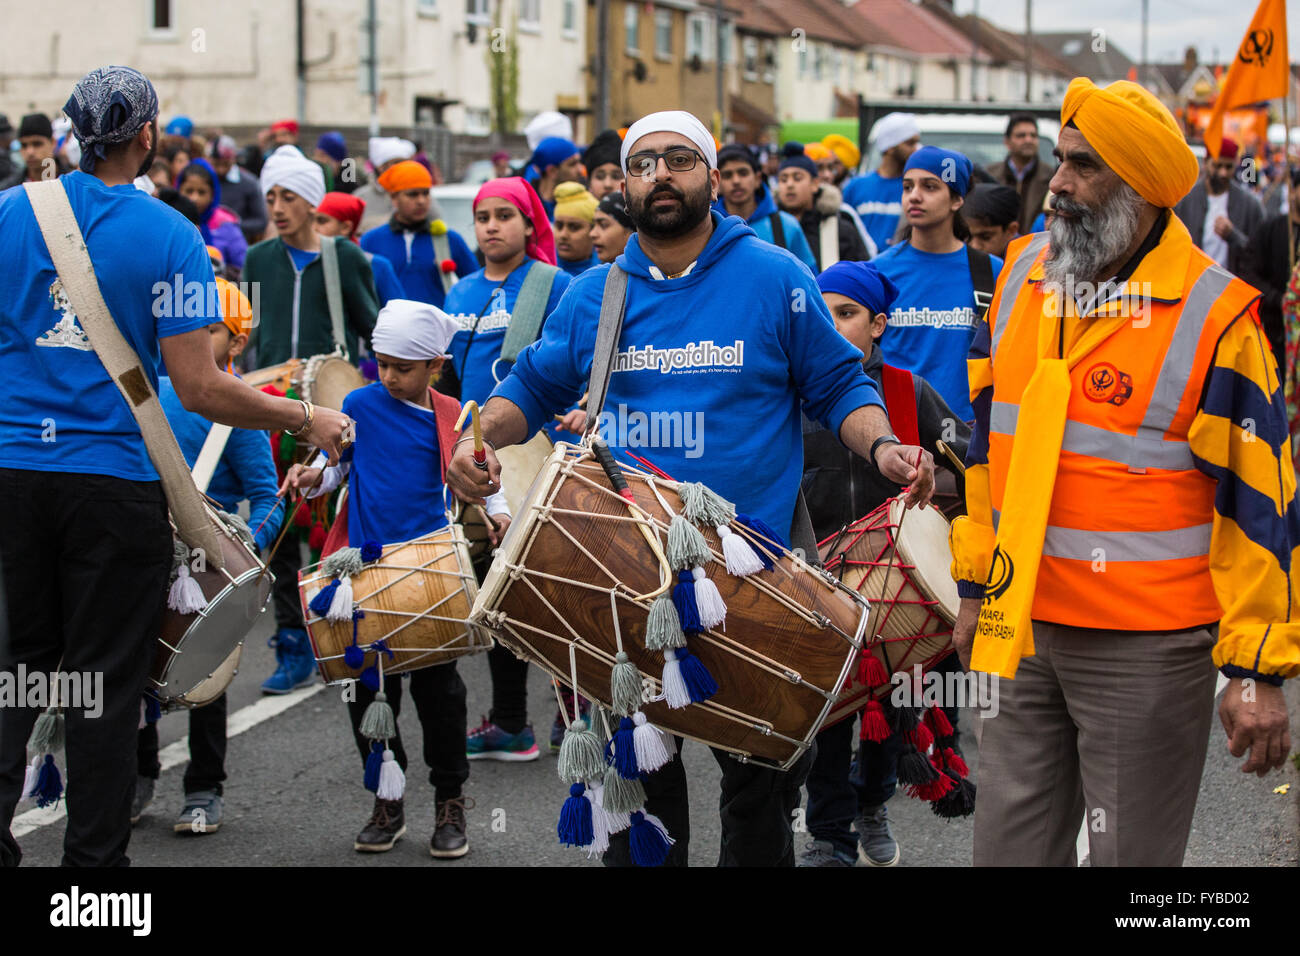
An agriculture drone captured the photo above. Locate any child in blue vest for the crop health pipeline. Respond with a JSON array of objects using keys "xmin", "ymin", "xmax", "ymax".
[{"xmin": 283, "ymin": 299, "xmax": 509, "ymax": 857}]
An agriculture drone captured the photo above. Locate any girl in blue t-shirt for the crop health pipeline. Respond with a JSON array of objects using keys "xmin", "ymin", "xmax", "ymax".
[{"xmin": 870, "ymin": 147, "xmax": 1003, "ymax": 422}]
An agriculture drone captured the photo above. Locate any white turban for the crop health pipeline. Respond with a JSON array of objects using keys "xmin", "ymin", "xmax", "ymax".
[
  {"xmin": 524, "ymin": 111, "xmax": 573, "ymax": 151},
  {"xmin": 370, "ymin": 299, "xmax": 460, "ymax": 360},
  {"xmin": 872, "ymin": 113, "xmax": 921, "ymax": 154},
  {"xmin": 620, "ymin": 110, "xmax": 717, "ymax": 171},
  {"xmin": 368, "ymin": 136, "xmax": 416, "ymax": 169},
  {"xmin": 260, "ymin": 145, "xmax": 325, "ymax": 207}
]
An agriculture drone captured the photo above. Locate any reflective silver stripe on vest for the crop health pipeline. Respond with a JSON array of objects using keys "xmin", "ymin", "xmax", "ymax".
[
  {"xmin": 1136, "ymin": 264, "xmax": 1235, "ymax": 442},
  {"xmin": 987, "ymin": 509, "xmax": 1210, "ymax": 562},
  {"xmin": 990, "ymin": 233, "xmax": 1051, "ymax": 359},
  {"xmin": 988, "ymin": 401, "xmax": 1195, "ymax": 470}
]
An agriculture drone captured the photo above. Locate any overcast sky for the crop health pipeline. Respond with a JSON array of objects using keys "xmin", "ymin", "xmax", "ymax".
[{"xmin": 953, "ymin": 0, "xmax": 1299, "ymax": 66}]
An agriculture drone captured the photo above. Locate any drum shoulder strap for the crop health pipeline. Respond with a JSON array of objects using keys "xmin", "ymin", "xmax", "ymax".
[
  {"xmin": 192, "ymin": 422, "xmax": 234, "ymax": 494},
  {"xmin": 966, "ymin": 244, "xmax": 995, "ymax": 316},
  {"xmin": 586, "ymin": 264, "xmax": 628, "ymax": 423},
  {"xmin": 21, "ymin": 180, "xmax": 225, "ymax": 566},
  {"xmin": 880, "ymin": 364, "xmax": 920, "ymax": 448},
  {"xmin": 499, "ymin": 261, "xmax": 559, "ymax": 363},
  {"xmin": 818, "ymin": 214, "xmax": 840, "ymax": 270},
  {"xmin": 432, "ymin": 230, "xmax": 456, "ymax": 295},
  {"xmin": 768, "ymin": 211, "xmax": 786, "ymax": 249},
  {"xmin": 319, "ymin": 236, "xmax": 347, "ymax": 359}
]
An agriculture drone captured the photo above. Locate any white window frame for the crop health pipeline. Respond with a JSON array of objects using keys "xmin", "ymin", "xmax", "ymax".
[
  {"xmin": 145, "ymin": 0, "xmax": 177, "ymax": 39},
  {"xmin": 463, "ymin": 107, "xmax": 492, "ymax": 136},
  {"xmin": 624, "ymin": 2, "xmax": 639, "ymax": 55},
  {"xmin": 742, "ymin": 35, "xmax": 759, "ymax": 81},
  {"xmin": 686, "ymin": 12, "xmax": 714, "ymax": 63},
  {"xmin": 813, "ymin": 43, "xmax": 826, "ymax": 82},
  {"xmin": 416, "ymin": 0, "xmax": 438, "ymax": 18},
  {"xmin": 762, "ymin": 39, "xmax": 776, "ymax": 84},
  {"xmin": 798, "ymin": 43, "xmax": 808, "ymax": 79},
  {"xmin": 654, "ymin": 8, "xmax": 673, "ymax": 62},
  {"xmin": 719, "ymin": 19, "xmax": 733, "ymax": 65},
  {"xmin": 517, "ymin": 0, "xmax": 541, "ymax": 34},
  {"xmin": 466, "ymin": 0, "xmax": 491, "ymax": 27},
  {"xmin": 562, "ymin": 0, "xmax": 577, "ymax": 37}
]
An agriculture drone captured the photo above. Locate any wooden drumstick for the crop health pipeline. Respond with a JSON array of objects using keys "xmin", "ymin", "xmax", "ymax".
[
  {"xmin": 476, "ymin": 504, "xmax": 501, "ymax": 536},
  {"xmin": 256, "ymin": 463, "xmax": 327, "ymax": 581},
  {"xmin": 454, "ymin": 400, "xmax": 488, "ymax": 471},
  {"xmin": 936, "ymin": 440, "xmax": 966, "ymax": 475}
]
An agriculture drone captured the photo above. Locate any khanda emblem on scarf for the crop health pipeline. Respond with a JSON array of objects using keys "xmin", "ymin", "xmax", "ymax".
[
  {"xmin": 983, "ymin": 545, "xmax": 1015, "ymax": 604},
  {"xmin": 1240, "ymin": 29, "xmax": 1274, "ymax": 68},
  {"xmin": 1082, "ymin": 362, "xmax": 1133, "ymax": 406}
]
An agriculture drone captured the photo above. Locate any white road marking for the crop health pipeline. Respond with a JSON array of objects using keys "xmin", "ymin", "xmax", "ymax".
[
  {"xmin": 1077, "ymin": 673, "xmax": 1230, "ymax": 866},
  {"xmin": 12, "ymin": 682, "xmax": 326, "ymax": 838}
]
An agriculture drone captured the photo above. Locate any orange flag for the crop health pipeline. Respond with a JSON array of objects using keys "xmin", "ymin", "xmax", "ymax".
[{"xmin": 1204, "ymin": 0, "xmax": 1289, "ymax": 158}]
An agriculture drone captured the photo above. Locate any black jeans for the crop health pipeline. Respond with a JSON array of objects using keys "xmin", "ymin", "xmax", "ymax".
[
  {"xmin": 805, "ymin": 716, "xmax": 906, "ymax": 858},
  {"xmin": 270, "ymin": 538, "xmax": 305, "ymax": 631},
  {"xmin": 486, "ymin": 643, "xmax": 529, "ymax": 734},
  {"xmin": 346, "ymin": 663, "xmax": 469, "ymax": 801},
  {"xmin": 603, "ymin": 740, "xmax": 814, "ymax": 867},
  {"xmin": 137, "ymin": 693, "xmax": 228, "ymax": 795},
  {"xmin": 0, "ymin": 469, "xmax": 172, "ymax": 867}
]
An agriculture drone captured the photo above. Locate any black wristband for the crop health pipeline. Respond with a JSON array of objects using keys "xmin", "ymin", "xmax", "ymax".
[{"xmin": 869, "ymin": 434, "xmax": 900, "ymax": 468}]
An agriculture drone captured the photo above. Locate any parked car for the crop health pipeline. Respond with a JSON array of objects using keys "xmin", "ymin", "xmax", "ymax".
[
  {"xmin": 430, "ymin": 183, "xmax": 481, "ymax": 247},
  {"xmin": 860, "ymin": 113, "xmax": 1060, "ymax": 174},
  {"xmin": 459, "ymin": 157, "xmax": 528, "ymax": 186}
]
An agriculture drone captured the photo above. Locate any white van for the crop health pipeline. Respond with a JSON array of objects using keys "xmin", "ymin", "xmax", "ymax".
[{"xmin": 860, "ymin": 113, "xmax": 1060, "ymax": 174}]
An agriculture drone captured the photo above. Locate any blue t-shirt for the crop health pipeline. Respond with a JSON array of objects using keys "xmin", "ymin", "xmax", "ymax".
[
  {"xmin": 159, "ymin": 377, "xmax": 282, "ymax": 550},
  {"xmin": 559, "ymin": 251, "xmax": 601, "ymax": 277},
  {"xmin": 364, "ymin": 250, "xmax": 405, "ymax": 306},
  {"xmin": 842, "ymin": 172, "xmax": 904, "ymax": 252},
  {"xmin": 0, "ymin": 172, "xmax": 214, "ymax": 481},
  {"xmin": 871, "ymin": 242, "xmax": 1004, "ymax": 421},
  {"xmin": 359, "ymin": 222, "xmax": 477, "ymax": 308},
  {"xmin": 338, "ymin": 383, "xmax": 448, "ymax": 546},
  {"xmin": 493, "ymin": 212, "xmax": 883, "ymax": 539},
  {"xmin": 286, "ymin": 245, "xmax": 319, "ymax": 271},
  {"xmin": 443, "ymin": 258, "xmax": 571, "ymax": 406}
]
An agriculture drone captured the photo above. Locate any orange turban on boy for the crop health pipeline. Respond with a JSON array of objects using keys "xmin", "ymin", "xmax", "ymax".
[{"xmin": 378, "ymin": 160, "xmax": 434, "ymax": 194}]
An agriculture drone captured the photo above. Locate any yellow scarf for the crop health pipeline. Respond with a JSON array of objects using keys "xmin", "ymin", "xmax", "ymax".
[{"xmin": 970, "ymin": 285, "xmax": 1133, "ymax": 677}]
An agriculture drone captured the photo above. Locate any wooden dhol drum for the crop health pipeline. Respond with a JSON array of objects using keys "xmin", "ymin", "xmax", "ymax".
[
  {"xmin": 152, "ymin": 509, "xmax": 273, "ymax": 708},
  {"xmin": 819, "ymin": 497, "xmax": 959, "ymax": 728},
  {"xmin": 298, "ymin": 525, "xmax": 489, "ymax": 685},
  {"xmin": 470, "ymin": 443, "xmax": 872, "ymax": 770},
  {"xmin": 460, "ymin": 429, "xmax": 553, "ymax": 562},
  {"xmin": 242, "ymin": 352, "xmax": 365, "ymax": 412}
]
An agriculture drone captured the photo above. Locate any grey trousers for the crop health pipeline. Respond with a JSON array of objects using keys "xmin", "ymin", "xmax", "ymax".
[{"xmin": 973, "ymin": 621, "xmax": 1218, "ymax": 867}]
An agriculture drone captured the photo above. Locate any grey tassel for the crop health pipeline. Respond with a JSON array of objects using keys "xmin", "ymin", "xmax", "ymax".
[
  {"xmin": 323, "ymin": 546, "xmax": 366, "ymax": 579},
  {"xmin": 610, "ymin": 651, "xmax": 643, "ymax": 716},
  {"xmin": 666, "ymin": 514, "xmax": 712, "ymax": 570},
  {"xmin": 557, "ymin": 720, "xmax": 607, "ymax": 783},
  {"xmin": 679, "ymin": 482, "xmax": 736, "ymax": 527},
  {"xmin": 359, "ymin": 691, "xmax": 396, "ymax": 741},
  {"xmin": 28, "ymin": 708, "xmax": 64, "ymax": 754},
  {"xmin": 602, "ymin": 763, "xmax": 648, "ymax": 814},
  {"xmin": 588, "ymin": 704, "xmax": 610, "ymax": 745},
  {"xmin": 645, "ymin": 592, "xmax": 686, "ymax": 650}
]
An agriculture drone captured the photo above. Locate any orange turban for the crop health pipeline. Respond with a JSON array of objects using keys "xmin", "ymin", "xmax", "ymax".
[
  {"xmin": 804, "ymin": 142, "xmax": 832, "ymax": 162},
  {"xmin": 378, "ymin": 160, "xmax": 434, "ymax": 194},
  {"xmin": 215, "ymin": 277, "xmax": 253, "ymax": 336},
  {"xmin": 1060, "ymin": 77, "xmax": 1198, "ymax": 209},
  {"xmin": 822, "ymin": 133, "xmax": 860, "ymax": 169}
]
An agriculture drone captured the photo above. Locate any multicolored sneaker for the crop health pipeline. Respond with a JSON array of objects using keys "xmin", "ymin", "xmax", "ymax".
[{"xmin": 466, "ymin": 716, "xmax": 540, "ymax": 762}]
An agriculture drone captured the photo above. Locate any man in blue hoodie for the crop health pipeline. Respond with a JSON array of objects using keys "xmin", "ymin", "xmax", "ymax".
[
  {"xmin": 448, "ymin": 110, "xmax": 935, "ymax": 868},
  {"xmin": 714, "ymin": 143, "xmax": 816, "ymax": 274}
]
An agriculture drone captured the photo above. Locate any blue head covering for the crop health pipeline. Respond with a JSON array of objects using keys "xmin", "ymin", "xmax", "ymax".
[
  {"xmin": 177, "ymin": 157, "xmax": 223, "ymax": 243},
  {"xmin": 165, "ymin": 115, "xmax": 193, "ymax": 138},
  {"xmin": 903, "ymin": 146, "xmax": 973, "ymax": 197},
  {"xmin": 777, "ymin": 141, "xmax": 817, "ymax": 178},
  {"xmin": 527, "ymin": 136, "xmax": 580, "ymax": 181},
  {"xmin": 817, "ymin": 261, "xmax": 899, "ymax": 317},
  {"xmin": 316, "ymin": 131, "xmax": 347, "ymax": 163},
  {"xmin": 63, "ymin": 66, "xmax": 160, "ymax": 173}
]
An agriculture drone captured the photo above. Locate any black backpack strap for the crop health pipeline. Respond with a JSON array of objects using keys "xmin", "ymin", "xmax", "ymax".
[
  {"xmin": 966, "ymin": 244, "xmax": 996, "ymax": 318},
  {"xmin": 768, "ymin": 211, "xmax": 787, "ymax": 249}
]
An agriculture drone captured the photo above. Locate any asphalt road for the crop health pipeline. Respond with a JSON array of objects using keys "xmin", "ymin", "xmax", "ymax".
[{"xmin": 11, "ymin": 613, "xmax": 1298, "ymax": 867}]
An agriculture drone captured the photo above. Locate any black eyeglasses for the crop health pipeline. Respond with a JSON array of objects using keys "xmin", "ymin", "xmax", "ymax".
[{"xmin": 625, "ymin": 147, "xmax": 707, "ymax": 177}]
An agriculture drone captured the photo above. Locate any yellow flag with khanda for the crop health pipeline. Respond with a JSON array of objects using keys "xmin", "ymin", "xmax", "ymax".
[{"xmin": 1204, "ymin": 0, "xmax": 1289, "ymax": 159}]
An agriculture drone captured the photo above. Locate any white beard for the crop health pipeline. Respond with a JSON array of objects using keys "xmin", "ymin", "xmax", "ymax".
[{"xmin": 1042, "ymin": 181, "xmax": 1145, "ymax": 296}]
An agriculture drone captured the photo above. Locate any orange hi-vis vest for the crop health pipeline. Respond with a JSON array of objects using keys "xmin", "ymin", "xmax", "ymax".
[{"xmin": 985, "ymin": 217, "xmax": 1262, "ymax": 631}]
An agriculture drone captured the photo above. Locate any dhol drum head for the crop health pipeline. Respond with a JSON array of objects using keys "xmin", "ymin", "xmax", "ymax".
[
  {"xmin": 299, "ymin": 356, "xmax": 365, "ymax": 411},
  {"xmin": 460, "ymin": 430, "xmax": 553, "ymax": 562}
]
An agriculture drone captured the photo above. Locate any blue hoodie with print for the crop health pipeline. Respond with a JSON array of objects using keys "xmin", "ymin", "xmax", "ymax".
[
  {"xmin": 493, "ymin": 211, "xmax": 883, "ymax": 539},
  {"xmin": 713, "ymin": 183, "xmax": 816, "ymax": 274}
]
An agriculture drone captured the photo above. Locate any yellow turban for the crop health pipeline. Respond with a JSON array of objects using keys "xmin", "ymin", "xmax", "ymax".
[
  {"xmin": 1060, "ymin": 77, "xmax": 1198, "ymax": 209},
  {"xmin": 553, "ymin": 181, "xmax": 598, "ymax": 223},
  {"xmin": 822, "ymin": 133, "xmax": 860, "ymax": 169},
  {"xmin": 803, "ymin": 142, "xmax": 832, "ymax": 162}
]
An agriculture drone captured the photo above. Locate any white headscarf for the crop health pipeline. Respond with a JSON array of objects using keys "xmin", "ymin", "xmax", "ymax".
[
  {"xmin": 524, "ymin": 111, "xmax": 573, "ymax": 151},
  {"xmin": 370, "ymin": 299, "xmax": 460, "ymax": 360},
  {"xmin": 872, "ymin": 113, "xmax": 921, "ymax": 154},
  {"xmin": 620, "ymin": 110, "xmax": 717, "ymax": 171},
  {"xmin": 260, "ymin": 145, "xmax": 325, "ymax": 207},
  {"xmin": 368, "ymin": 136, "xmax": 416, "ymax": 169}
]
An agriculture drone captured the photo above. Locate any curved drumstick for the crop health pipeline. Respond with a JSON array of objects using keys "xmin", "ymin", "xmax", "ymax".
[
  {"xmin": 936, "ymin": 439, "xmax": 966, "ymax": 475},
  {"xmin": 589, "ymin": 439, "xmax": 672, "ymax": 601},
  {"xmin": 454, "ymin": 400, "xmax": 488, "ymax": 471},
  {"xmin": 255, "ymin": 462, "xmax": 327, "ymax": 581}
]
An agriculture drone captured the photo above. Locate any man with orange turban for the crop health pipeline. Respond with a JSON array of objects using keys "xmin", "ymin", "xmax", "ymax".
[
  {"xmin": 361, "ymin": 160, "xmax": 477, "ymax": 308},
  {"xmin": 950, "ymin": 78, "xmax": 1298, "ymax": 866}
]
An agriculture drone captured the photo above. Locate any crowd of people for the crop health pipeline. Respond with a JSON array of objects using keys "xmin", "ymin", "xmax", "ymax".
[{"xmin": 0, "ymin": 65, "xmax": 1296, "ymax": 871}]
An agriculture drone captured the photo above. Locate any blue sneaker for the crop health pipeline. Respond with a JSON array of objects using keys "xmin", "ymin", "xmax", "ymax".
[
  {"xmin": 466, "ymin": 716, "xmax": 540, "ymax": 761},
  {"xmin": 261, "ymin": 628, "xmax": 317, "ymax": 695}
]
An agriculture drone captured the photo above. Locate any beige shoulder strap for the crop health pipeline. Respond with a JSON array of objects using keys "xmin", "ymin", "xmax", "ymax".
[
  {"xmin": 319, "ymin": 235, "xmax": 348, "ymax": 359},
  {"xmin": 191, "ymin": 423, "xmax": 234, "ymax": 494},
  {"xmin": 23, "ymin": 180, "xmax": 225, "ymax": 567},
  {"xmin": 819, "ymin": 214, "xmax": 840, "ymax": 270}
]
